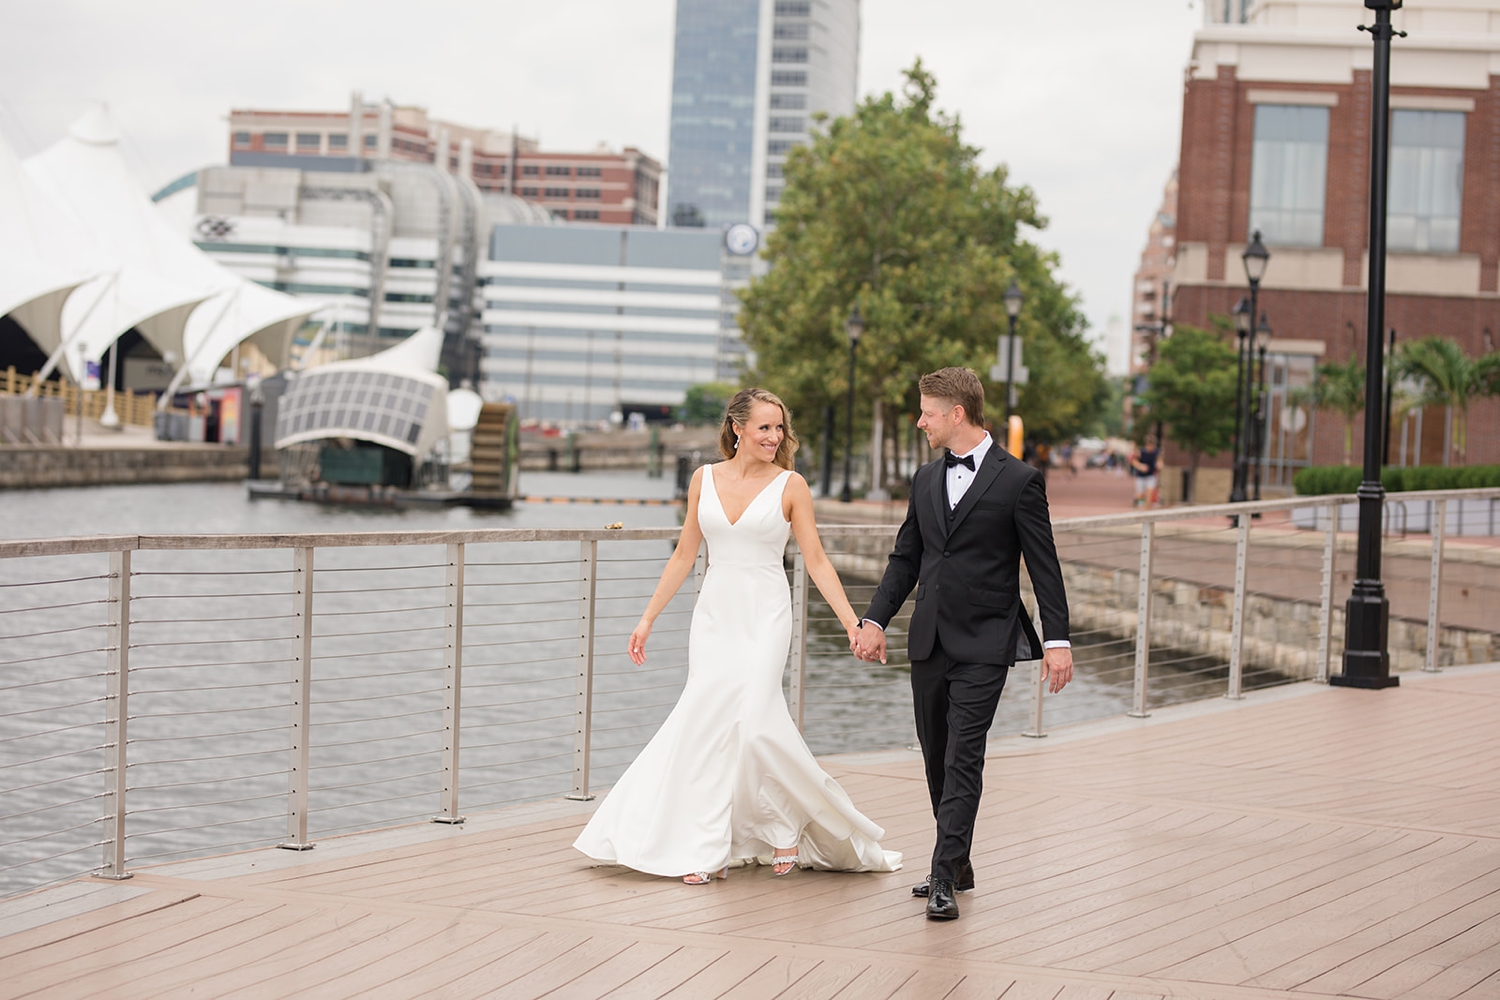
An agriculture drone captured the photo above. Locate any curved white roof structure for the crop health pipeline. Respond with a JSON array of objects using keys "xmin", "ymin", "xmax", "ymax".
[
  {"xmin": 274, "ymin": 324, "xmax": 449, "ymax": 458},
  {"xmin": 0, "ymin": 127, "xmax": 205, "ymax": 382},
  {"xmin": 23, "ymin": 107, "xmax": 318, "ymax": 384}
]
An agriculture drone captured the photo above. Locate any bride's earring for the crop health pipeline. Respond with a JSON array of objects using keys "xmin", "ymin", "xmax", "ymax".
[{"xmin": 734, "ymin": 435, "xmax": 740, "ymax": 450}]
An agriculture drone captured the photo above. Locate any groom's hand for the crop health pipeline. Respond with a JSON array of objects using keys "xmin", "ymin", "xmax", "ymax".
[
  {"xmin": 855, "ymin": 622, "xmax": 887, "ymax": 665},
  {"xmin": 1041, "ymin": 646, "xmax": 1074, "ymax": 694}
]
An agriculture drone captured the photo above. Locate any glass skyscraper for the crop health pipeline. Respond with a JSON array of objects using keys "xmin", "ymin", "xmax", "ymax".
[{"xmin": 667, "ymin": 0, "xmax": 859, "ymax": 231}]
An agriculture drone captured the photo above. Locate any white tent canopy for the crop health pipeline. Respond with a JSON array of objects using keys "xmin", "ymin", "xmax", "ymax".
[
  {"xmin": 274, "ymin": 324, "xmax": 449, "ymax": 459},
  {"xmin": 0, "ymin": 126, "xmax": 206, "ymax": 382},
  {"xmin": 23, "ymin": 107, "xmax": 317, "ymax": 385}
]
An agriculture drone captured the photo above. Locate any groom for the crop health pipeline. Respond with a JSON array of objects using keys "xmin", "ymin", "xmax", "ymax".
[{"xmin": 855, "ymin": 367, "xmax": 1072, "ymax": 921}]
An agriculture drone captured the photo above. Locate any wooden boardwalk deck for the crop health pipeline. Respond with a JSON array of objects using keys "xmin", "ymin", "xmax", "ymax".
[{"xmin": 4, "ymin": 665, "xmax": 1499, "ymax": 999}]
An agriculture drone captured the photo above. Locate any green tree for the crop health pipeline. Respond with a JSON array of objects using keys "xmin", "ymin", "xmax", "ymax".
[
  {"xmin": 1306, "ymin": 357, "xmax": 1365, "ymax": 466},
  {"xmin": 1395, "ymin": 336, "xmax": 1500, "ymax": 465},
  {"xmin": 738, "ymin": 61, "xmax": 1105, "ymax": 485},
  {"xmin": 678, "ymin": 381, "xmax": 741, "ymax": 424},
  {"xmin": 1140, "ymin": 324, "xmax": 1237, "ymax": 501}
]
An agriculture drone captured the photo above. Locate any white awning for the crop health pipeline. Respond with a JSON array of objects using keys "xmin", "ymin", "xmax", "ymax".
[
  {"xmin": 274, "ymin": 325, "xmax": 449, "ymax": 458},
  {"xmin": 23, "ymin": 107, "xmax": 318, "ymax": 383},
  {"xmin": 0, "ymin": 127, "xmax": 207, "ymax": 382}
]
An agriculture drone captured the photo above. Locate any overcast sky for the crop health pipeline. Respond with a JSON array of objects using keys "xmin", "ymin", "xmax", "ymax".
[{"xmin": 0, "ymin": 0, "xmax": 1205, "ymax": 373}]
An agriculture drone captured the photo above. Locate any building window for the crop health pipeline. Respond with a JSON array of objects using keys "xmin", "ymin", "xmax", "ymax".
[
  {"xmin": 573, "ymin": 209, "xmax": 600, "ymax": 221},
  {"xmin": 770, "ymin": 93, "xmax": 807, "ymax": 110},
  {"xmin": 232, "ymin": 132, "xmax": 251, "ymax": 148},
  {"xmin": 766, "ymin": 163, "xmax": 784, "ymax": 179},
  {"xmin": 767, "ymin": 139, "xmax": 804, "ymax": 155},
  {"xmin": 576, "ymin": 188, "xmax": 601, "ymax": 200},
  {"xmin": 774, "ymin": 0, "xmax": 810, "ymax": 14},
  {"xmin": 1248, "ymin": 104, "xmax": 1329, "ymax": 247},
  {"xmin": 521, "ymin": 186, "xmax": 538, "ymax": 197},
  {"xmin": 773, "ymin": 23, "xmax": 809, "ymax": 40},
  {"xmin": 544, "ymin": 186, "xmax": 569, "ymax": 199},
  {"xmin": 522, "ymin": 164, "xmax": 539, "ymax": 177},
  {"xmin": 769, "ymin": 116, "xmax": 805, "ymax": 134},
  {"xmin": 263, "ymin": 132, "xmax": 288, "ymax": 150},
  {"xmin": 364, "ymin": 134, "xmax": 377, "ymax": 148},
  {"xmin": 771, "ymin": 71, "xmax": 807, "ymax": 87},
  {"xmin": 545, "ymin": 164, "xmax": 570, "ymax": 177},
  {"xmin": 328, "ymin": 133, "xmax": 348, "ymax": 150},
  {"xmin": 765, "ymin": 208, "xmax": 778, "ymax": 225},
  {"xmin": 577, "ymin": 165, "xmax": 602, "ymax": 177},
  {"xmin": 296, "ymin": 132, "xmax": 321, "ymax": 150},
  {"xmin": 766, "ymin": 185, "xmax": 783, "ymax": 203},
  {"xmin": 1389, "ymin": 109, "xmax": 1464, "ymax": 253},
  {"xmin": 772, "ymin": 47, "xmax": 808, "ymax": 63}
]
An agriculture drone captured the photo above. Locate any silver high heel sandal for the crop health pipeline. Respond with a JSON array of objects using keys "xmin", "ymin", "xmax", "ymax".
[
  {"xmin": 683, "ymin": 867, "xmax": 728, "ymax": 885},
  {"xmin": 772, "ymin": 851, "xmax": 799, "ymax": 876}
]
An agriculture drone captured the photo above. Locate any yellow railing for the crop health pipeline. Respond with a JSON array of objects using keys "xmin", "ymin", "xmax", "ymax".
[{"xmin": 1, "ymin": 366, "xmax": 166, "ymax": 429}]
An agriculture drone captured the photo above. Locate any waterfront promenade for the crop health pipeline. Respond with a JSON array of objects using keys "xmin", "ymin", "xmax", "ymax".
[{"xmin": 3, "ymin": 663, "xmax": 1497, "ymax": 998}]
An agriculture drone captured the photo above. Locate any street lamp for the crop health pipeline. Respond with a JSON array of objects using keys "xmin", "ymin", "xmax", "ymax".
[
  {"xmin": 839, "ymin": 304, "xmax": 864, "ymax": 503},
  {"xmin": 1334, "ymin": 0, "xmax": 1403, "ymax": 690},
  {"xmin": 1230, "ymin": 296, "xmax": 1251, "ymax": 503},
  {"xmin": 1231, "ymin": 231, "xmax": 1270, "ymax": 503},
  {"xmin": 1251, "ymin": 312, "xmax": 1272, "ymax": 502},
  {"xmin": 1002, "ymin": 278, "xmax": 1024, "ymax": 422}
]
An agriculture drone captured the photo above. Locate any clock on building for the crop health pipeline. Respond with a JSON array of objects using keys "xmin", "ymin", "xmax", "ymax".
[{"xmin": 724, "ymin": 223, "xmax": 759, "ymax": 256}]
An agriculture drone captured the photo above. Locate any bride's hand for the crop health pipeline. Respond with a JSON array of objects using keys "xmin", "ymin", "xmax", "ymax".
[
  {"xmin": 628, "ymin": 619, "xmax": 652, "ymax": 665},
  {"xmin": 845, "ymin": 619, "xmax": 860, "ymax": 652}
]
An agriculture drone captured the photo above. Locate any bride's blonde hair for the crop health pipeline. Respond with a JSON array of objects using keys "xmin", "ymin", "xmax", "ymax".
[{"xmin": 719, "ymin": 388, "xmax": 799, "ymax": 471}]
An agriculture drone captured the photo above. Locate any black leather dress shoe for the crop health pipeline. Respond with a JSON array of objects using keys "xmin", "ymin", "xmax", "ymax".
[
  {"xmin": 926, "ymin": 878, "xmax": 959, "ymax": 920},
  {"xmin": 911, "ymin": 862, "xmax": 974, "ymax": 897}
]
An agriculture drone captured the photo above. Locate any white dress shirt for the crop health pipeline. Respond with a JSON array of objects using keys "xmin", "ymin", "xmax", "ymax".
[{"xmin": 866, "ymin": 433, "xmax": 1068, "ymax": 651}]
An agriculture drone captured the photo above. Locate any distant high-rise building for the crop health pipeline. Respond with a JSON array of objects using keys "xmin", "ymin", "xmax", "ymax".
[
  {"xmin": 666, "ymin": 0, "xmax": 859, "ymax": 232},
  {"xmin": 1131, "ymin": 171, "xmax": 1177, "ymax": 376}
]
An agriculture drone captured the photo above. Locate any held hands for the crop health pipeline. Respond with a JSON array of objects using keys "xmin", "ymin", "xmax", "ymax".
[
  {"xmin": 853, "ymin": 621, "xmax": 887, "ymax": 664},
  {"xmin": 627, "ymin": 619, "xmax": 653, "ymax": 665},
  {"xmin": 1041, "ymin": 645, "xmax": 1074, "ymax": 694}
]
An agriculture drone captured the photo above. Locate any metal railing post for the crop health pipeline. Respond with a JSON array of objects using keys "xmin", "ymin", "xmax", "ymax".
[
  {"xmin": 1022, "ymin": 613, "xmax": 1047, "ymax": 738},
  {"xmin": 1226, "ymin": 514, "xmax": 1250, "ymax": 700},
  {"xmin": 281, "ymin": 546, "xmax": 315, "ymax": 849},
  {"xmin": 1130, "ymin": 521, "xmax": 1155, "ymax": 718},
  {"xmin": 567, "ymin": 539, "xmax": 598, "ymax": 801},
  {"xmin": 1425, "ymin": 499, "xmax": 1446, "ymax": 672},
  {"xmin": 101, "ymin": 550, "xmax": 131, "ymax": 880},
  {"xmin": 787, "ymin": 546, "xmax": 809, "ymax": 733},
  {"xmin": 1316, "ymin": 508, "xmax": 1337, "ymax": 683},
  {"xmin": 435, "ymin": 542, "xmax": 466, "ymax": 822}
]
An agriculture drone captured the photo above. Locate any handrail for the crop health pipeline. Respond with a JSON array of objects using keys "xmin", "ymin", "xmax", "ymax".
[{"xmin": 2, "ymin": 485, "xmax": 1497, "ymax": 897}]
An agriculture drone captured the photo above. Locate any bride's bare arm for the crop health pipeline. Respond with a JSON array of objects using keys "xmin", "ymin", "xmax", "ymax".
[
  {"xmin": 628, "ymin": 466, "xmax": 707, "ymax": 664},
  {"xmin": 784, "ymin": 473, "xmax": 861, "ymax": 639}
]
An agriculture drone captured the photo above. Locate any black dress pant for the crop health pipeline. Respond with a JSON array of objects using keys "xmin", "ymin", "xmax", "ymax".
[{"xmin": 910, "ymin": 638, "xmax": 1010, "ymax": 882}]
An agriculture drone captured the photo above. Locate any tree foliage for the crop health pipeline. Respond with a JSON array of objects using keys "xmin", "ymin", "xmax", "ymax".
[
  {"xmin": 738, "ymin": 61, "xmax": 1106, "ymax": 465},
  {"xmin": 678, "ymin": 381, "xmax": 741, "ymax": 424},
  {"xmin": 1394, "ymin": 336, "xmax": 1500, "ymax": 465},
  {"xmin": 1139, "ymin": 323, "xmax": 1237, "ymax": 500}
]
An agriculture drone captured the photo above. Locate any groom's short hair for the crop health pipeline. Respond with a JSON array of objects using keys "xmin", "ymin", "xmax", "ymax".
[{"xmin": 920, "ymin": 368, "xmax": 985, "ymax": 427}]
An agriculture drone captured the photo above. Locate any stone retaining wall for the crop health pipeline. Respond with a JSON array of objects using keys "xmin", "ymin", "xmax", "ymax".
[{"xmin": 0, "ymin": 446, "xmax": 277, "ymax": 489}]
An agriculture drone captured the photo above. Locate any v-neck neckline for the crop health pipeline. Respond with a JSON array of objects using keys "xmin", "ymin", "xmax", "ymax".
[{"xmin": 710, "ymin": 465, "xmax": 787, "ymax": 527}]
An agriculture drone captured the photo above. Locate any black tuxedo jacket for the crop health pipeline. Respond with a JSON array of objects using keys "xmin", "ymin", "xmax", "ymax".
[{"xmin": 864, "ymin": 444, "xmax": 1069, "ymax": 665}]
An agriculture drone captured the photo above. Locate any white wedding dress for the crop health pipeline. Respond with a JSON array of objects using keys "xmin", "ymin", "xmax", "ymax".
[{"xmin": 573, "ymin": 464, "xmax": 902, "ymax": 877}]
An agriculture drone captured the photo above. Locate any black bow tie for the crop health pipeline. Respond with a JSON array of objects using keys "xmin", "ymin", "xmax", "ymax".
[{"xmin": 944, "ymin": 451, "xmax": 975, "ymax": 471}]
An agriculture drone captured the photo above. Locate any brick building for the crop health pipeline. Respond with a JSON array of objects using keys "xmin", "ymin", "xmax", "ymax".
[
  {"xmin": 228, "ymin": 94, "xmax": 661, "ymax": 226},
  {"xmin": 1162, "ymin": 0, "xmax": 1500, "ymax": 501},
  {"xmin": 1131, "ymin": 171, "xmax": 1179, "ymax": 376}
]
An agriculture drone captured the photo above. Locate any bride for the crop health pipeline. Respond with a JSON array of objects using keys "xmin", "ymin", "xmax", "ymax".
[{"xmin": 573, "ymin": 387, "xmax": 902, "ymax": 884}]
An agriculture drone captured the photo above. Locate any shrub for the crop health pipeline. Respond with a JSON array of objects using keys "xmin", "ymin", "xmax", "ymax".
[{"xmin": 1293, "ymin": 464, "xmax": 1500, "ymax": 494}]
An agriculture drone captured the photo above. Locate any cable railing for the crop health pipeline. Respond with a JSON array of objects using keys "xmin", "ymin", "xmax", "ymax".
[{"xmin": 2, "ymin": 487, "xmax": 1497, "ymax": 897}]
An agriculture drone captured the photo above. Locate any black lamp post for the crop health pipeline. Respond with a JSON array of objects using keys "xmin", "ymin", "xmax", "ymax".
[
  {"xmin": 1002, "ymin": 278, "xmax": 1024, "ymax": 423},
  {"xmin": 1334, "ymin": 0, "xmax": 1402, "ymax": 689},
  {"xmin": 1251, "ymin": 312, "xmax": 1272, "ymax": 502},
  {"xmin": 1231, "ymin": 232, "xmax": 1270, "ymax": 503},
  {"xmin": 839, "ymin": 304, "xmax": 864, "ymax": 503},
  {"xmin": 1229, "ymin": 296, "xmax": 1252, "ymax": 503}
]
